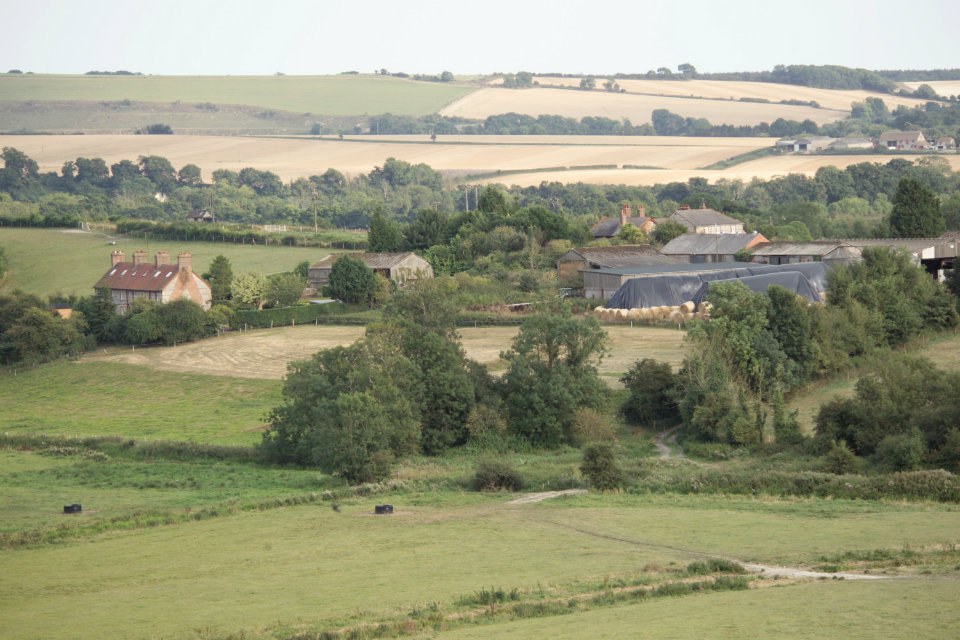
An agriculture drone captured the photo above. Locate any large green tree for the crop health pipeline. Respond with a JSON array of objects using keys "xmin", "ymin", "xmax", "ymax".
[
  {"xmin": 367, "ymin": 209, "xmax": 403, "ymax": 252},
  {"xmin": 889, "ymin": 177, "xmax": 945, "ymax": 237},
  {"xmin": 500, "ymin": 309, "xmax": 608, "ymax": 447},
  {"xmin": 202, "ymin": 255, "xmax": 233, "ymax": 305},
  {"xmin": 327, "ymin": 255, "xmax": 377, "ymax": 304}
]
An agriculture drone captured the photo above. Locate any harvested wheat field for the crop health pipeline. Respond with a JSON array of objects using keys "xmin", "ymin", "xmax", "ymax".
[
  {"xmin": 480, "ymin": 154, "xmax": 960, "ymax": 187},
  {"xmin": 439, "ymin": 87, "xmax": 847, "ymax": 126},
  {"xmin": 531, "ymin": 77, "xmax": 933, "ymax": 112},
  {"xmin": 0, "ymin": 134, "xmax": 772, "ymax": 182},
  {"xmin": 82, "ymin": 324, "xmax": 686, "ymax": 382},
  {"xmin": 900, "ymin": 81, "xmax": 960, "ymax": 96}
]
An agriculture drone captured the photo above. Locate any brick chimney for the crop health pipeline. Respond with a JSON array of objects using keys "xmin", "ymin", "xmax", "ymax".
[
  {"xmin": 637, "ymin": 204, "xmax": 645, "ymax": 218},
  {"xmin": 620, "ymin": 204, "xmax": 630, "ymax": 227},
  {"xmin": 177, "ymin": 252, "xmax": 192, "ymax": 274},
  {"xmin": 154, "ymin": 251, "xmax": 170, "ymax": 268},
  {"xmin": 111, "ymin": 250, "xmax": 126, "ymax": 267},
  {"xmin": 700, "ymin": 200, "xmax": 707, "ymax": 209},
  {"xmin": 680, "ymin": 204, "xmax": 691, "ymax": 210},
  {"xmin": 132, "ymin": 250, "xmax": 148, "ymax": 266}
]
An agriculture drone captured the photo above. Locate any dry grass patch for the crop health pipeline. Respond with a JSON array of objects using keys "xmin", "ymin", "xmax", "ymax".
[{"xmin": 439, "ymin": 87, "xmax": 847, "ymax": 126}]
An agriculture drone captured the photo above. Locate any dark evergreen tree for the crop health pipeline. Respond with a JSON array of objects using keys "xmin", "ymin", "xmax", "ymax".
[{"xmin": 890, "ymin": 177, "xmax": 945, "ymax": 237}]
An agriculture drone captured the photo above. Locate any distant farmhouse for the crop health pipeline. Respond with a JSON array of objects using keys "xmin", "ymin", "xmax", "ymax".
[
  {"xmin": 660, "ymin": 232, "xmax": 767, "ymax": 263},
  {"xmin": 878, "ymin": 131, "xmax": 929, "ymax": 150},
  {"xmin": 669, "ymin": 204, "xmax": 745, "ymax": 234},
  {"xmin": 828, "ymin": 137, "xmax": 874, "ymax": 150},
  {"xmin": 590, "ymin": 204, "xmax": 656, "ymax": 239},
  {"xmin": 934, "ymin": 137, "xmax": 956, "ymax": 151},
  {"xmin": 186, "ymin": 210, "xmax": 214, "ymax": 222},
  {"xmin": 95, "ymin": 251, "xmax": 212, "ymax": 314},
  {"xmin": 308, "ymin": 252, "xmax": 433, "ymax": 289}
]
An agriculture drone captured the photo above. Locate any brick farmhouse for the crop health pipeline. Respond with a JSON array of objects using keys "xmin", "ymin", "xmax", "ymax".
[{"xmin": 94, "ymin": 250, "xmax": 212, "ymax": 314}]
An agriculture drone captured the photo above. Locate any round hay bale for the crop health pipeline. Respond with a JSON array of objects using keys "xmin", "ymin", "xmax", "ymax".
[
  {"xmin": 638, "ymin": 307, "xmax": 650, "ymax": 320},
  {"xmin": 668, "ymin": 305, "xmax": 680, "ymax": 314},
  {"xmin": 668, "ymin": 310, "xmax": 684, "ymax": 322},
  {"xmin": 680, "ymin": 301, "xmax": 696, "ymax": 314},
  {"xmin": 594, "ymin": 306, "xmax": 605, "ymax": 314},
  {"xmin": 628, "ymin": 308, "xmax": 642, "ymax": 320},
  {"xmin": 616, "ymin": 308, "xmax": 629, "ymax": 320}
]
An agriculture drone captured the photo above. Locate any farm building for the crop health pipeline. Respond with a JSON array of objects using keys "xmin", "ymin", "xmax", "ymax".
[
  {"xmin": 308, "ymin": 252, "xmax": 433, "ymax": 289},
  {"xmin": 581, "ymin": 261, "xmax": 750, "ymax": 300},
  {"xmin": 878, "ymin": 131, "xmax": 929, "ymax": 150},
  {"xmin": 556, "ymin": 245, "xmax": 683, "ymax": 281},
  {"xmin": 748, "ymin": 241, "xmax": 862, "ymax": 267},
  {"xmin": 604, "ymin": 262, "xmax": 829, "ymax": 309},
  {"xmin": 186, "ymin": 210, "xmax": 214, "ymax": 222},
  {"xmin": 94, "ymin": 251, "xmax": 212, "ymax": 314},
  {"xmin": 590, "ymin": 204, "xmax": 657, "ymax": 238},
  {"xmin": 934, "ymin": 137, "xmax": 956, "ymax": 151},
  {"xmin": 669, "ymin": 205, "xmax": 745, "ymax": 234},
  {"xmin": 775, "ymin": 136, "xmax": 837, "ymax": 152},
  {"xmin": 660, "ymin": 232, "xmax": 767, "ymax": 263},
  {"xmin": 839, "ymin": 237, "xmax": 958, "ymax": 279},
  {"xmin": 828, "ymin": 137, "xmax": 874, "ymax": 150}
]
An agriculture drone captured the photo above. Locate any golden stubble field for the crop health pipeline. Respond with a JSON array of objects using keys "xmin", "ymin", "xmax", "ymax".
[
  {"xmin": 0, "ymin": 133, "xmax": 773, "ymax": 181},
  {"xmin": 439, "ymin": 87, "xmax": 848, "ymax": 126},
  {"xmin": 82, "ymin": 323, "xmax": 686, "ymax": 383},
  {"xmin": 529, "ymin": 77, "xmax": 934, "ymax": 112}
]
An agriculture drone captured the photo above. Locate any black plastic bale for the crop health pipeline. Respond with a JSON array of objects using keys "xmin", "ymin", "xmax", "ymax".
[
  {"xmin": 63, "ymin": 503, "xmax": 82, "ymax": 514},
  {"xmin": 374, "ymin": 504, "xmax": 393, "ymax": 515}
]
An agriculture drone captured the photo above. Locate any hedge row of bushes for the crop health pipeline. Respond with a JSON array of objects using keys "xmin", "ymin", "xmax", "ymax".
[
  {"xmin": 632, "ymin": 466, "xmax": 960, "ymax": 502},
  {"xmin": 116, "ymin": 219, "xmax": 367, "ymax": 249},
  {"xmin": 236, "ymin": 303, "xmax": 345, "ymax": 328},
  {"xmin": 0, "ymin": 433, "xmax": 258, "ymax": 463}
]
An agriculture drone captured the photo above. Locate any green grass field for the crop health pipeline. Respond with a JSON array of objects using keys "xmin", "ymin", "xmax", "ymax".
[
  {"xmin": 1, "ymin": 490, "xmax": 956, "ymax": 639},
  {"xmin": 0, "ymin": 361, "xmax": 280, "ymax": 442},
  {"xmin": 0, "ymin": 74, "xmax": 475, "ymax": 116},
  {"xmin": 435, "ymin": 579, "xmax": 960, "ymax": 639},
  {"xmin": 0, "ymin": 227, "xmax": 342, "ymax": 296}
]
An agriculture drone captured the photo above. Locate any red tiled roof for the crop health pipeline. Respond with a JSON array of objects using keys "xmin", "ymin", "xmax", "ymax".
[{"xmin": 94, "ymin": 262, "xmax": 180, "ymax": 292}]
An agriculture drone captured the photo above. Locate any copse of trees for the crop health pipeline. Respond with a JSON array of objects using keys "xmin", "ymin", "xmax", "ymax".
[
  {"xmin": 676, "ymin": 247, "xmax": 958, "ymax": 448},
  {"xmin": 0, "ymin": 290, "xmax": 93, "ymax": 366}
]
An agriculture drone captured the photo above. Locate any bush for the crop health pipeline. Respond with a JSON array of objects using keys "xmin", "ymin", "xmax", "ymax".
[
  {"xmin": 875, "ymin": 428, "xmax": 925, "ymax": 472},
  {"xmin": 569, "ymin": 408, "xmax": 617, "ymax": 446},
  {"xmin": 472, "ymin": 459, "xmax": 524, "ymax": 492},
  {"xmin": 580, "ymin": 442, "xmax": 624, "ymax": 490},
  {"xmin": 823, "ymin": 440, "xmax": 860, "ymax": 475},
  {"xmin": 464, "ymin": 405, "xmax": 509, "ymax": 452},
  {"xmin": 620, "ymin": 359, "xmax": 679, "ymax": 424}
]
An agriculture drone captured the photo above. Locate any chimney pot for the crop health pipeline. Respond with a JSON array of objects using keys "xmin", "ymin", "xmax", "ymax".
[
  {"xmin": 110, "ymin": 250, "xmax": 126, "ymax": 267},
  {"xmin": 680, "ymin": 204, "xmax": 691, "ymax": 210}
]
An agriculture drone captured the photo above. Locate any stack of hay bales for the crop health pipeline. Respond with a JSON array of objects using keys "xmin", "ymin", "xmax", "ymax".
[{"xmin": 594, "ymin": 301, "xmax": 711, "ymax": 323}]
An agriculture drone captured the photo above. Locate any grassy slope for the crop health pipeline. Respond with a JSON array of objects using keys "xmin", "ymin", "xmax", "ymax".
[
  {"xmin": 1, "ymin": 492, "xmax": 957, "ymax": 640},
  {"xmin": 0, "ymin": 361, "xmax": 280, "ymax": 442},
  {"xmin": 436, "ymin": 579, "xmax": 960, "ymax": 639},
  {"xmin": 0, "ymin": 74, "xmax": 475, "ymax": 116},
  {"xmin": 0, "ymin": 227, "xmax": 342, "ymax": 296}
]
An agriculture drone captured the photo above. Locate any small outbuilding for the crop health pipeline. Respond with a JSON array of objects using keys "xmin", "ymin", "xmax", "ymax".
[
  {"xmin": 669, "ymin": 204, "xmax": 745, "ymax": 234},
  {"xmin": 308, "ymin": 252, "xmax": 433, "ymax": 289},
  {"xmin": 748, "ymin": 241, "xmax": 862, "ymax": 267}
]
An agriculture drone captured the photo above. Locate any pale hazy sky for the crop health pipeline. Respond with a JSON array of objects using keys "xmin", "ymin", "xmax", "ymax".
[{"xmin": 3, "ymin": 0, "xmax": 959, "ymax": 76}]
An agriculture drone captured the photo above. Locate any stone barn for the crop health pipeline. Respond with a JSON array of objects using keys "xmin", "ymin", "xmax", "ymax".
[{"xmin": 308, "ymin": 252, "xmax": 434, "ymax": 289}]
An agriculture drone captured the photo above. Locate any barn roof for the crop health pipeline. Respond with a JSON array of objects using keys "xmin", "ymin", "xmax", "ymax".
[
  {"xmin": 670, "ymin": 208, "xmax": 744, "ymax": 229},
  {"xmin": 310, "ymin": 252, "xmax": 421, "ymax": 270},
  {"xmin": 750, "ymin": 241, "xmax": 854, "ymax": 257},
  {"xmin": 879, "ymin": 130, "xmax": 925, "ymax": 142},
  {"xmin": 661, "ymin": 233, "xmax": 762, "ymax": 255},
  {"xmin": 562, "ymin": 244, "xmax": 679, "ymax": 267},
  {"xmin": 94, "ymin": 262, "xmax": 180, "ymax": 292}
]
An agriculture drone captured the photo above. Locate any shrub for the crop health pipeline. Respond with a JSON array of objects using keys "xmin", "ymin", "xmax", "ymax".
[
  {"xmin": 464, "ymin": 405, "xmax": 509, "ymax": 452},
  {"xmin": 569, "ymin": 408, "xmax": 617, "ymax": 446},
  {"xmin": 823, "ymin": 440, "xmax": 860, "ymax": 475},
  {"xmin": 580, "ymin": 443, "xmax": 624, "ymax": 490},
  {"xmin": 472, "ymin": 459, "xmax": 524, "ymax": 492},
  {"xmin": 620, "ymin": 359, "xmax": 679, "ymax": 424},
  {"xmin": 875, "ymin": 428, "xmax": 925, "ymax": 472}
]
